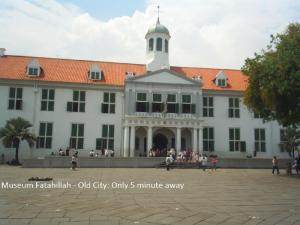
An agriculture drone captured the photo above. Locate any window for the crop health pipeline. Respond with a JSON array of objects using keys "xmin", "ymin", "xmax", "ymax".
[
  {"xmin": 165, "ymin": 39, "xmax": 168, "ymax": 53},
  {"xmin": 229, "ymin": 98, "xmax": 240, "ymax": 118},
  {"xmin": 8, "ymin": 87, "xmax": 22, "ymax": 110},
  {"xmin": 36, "ymin": 122, "xmax": 53, "ymax": 149},
  {"xmin": 182, "ymin": 94, "xmax": 195, "ymax": 114},
  {"xmin": 156, "ymin": 37, "xmax": 162, "ymax": 51},
  {"xmin": 96, "ymin": 125, "xmax": 114, "ymax": 150},
  {"xmin": 203, "ymin": 127, "xmax": 214, "ymax": 152},
  {"xmin": 149, "ymin": 38, "xmax": 154, "ymax": 51},
  {"xmin": 101, "ymin": 92, "xmax": 115, "ymax": 114},
  {"xmin": 67, "ymin": 90, "xmax": 86, "ymax": 112},
  {"xmin": 70, "ymin": 124, "xmax": 84, "ymax": 149},
  {"xmin": 255, "ymin": 128, "xmax": 266, "ymax": 152},
  {"xmin": 203, "ymin": 96, "xmax": 213, "ymax": 117},
  {"xmin": 90, "ymin": 71, "xmax": 101, "ymax": 80},
  {"xmin": 152, "ymin": 93, "xmax": 163, "ymax": 112},
  {"xmin": 28, "ymin": 67, "xmax": 39, "ymax": 76},
  {"xmin": 217, "ymin": 79, "xmax": 226, "ymax": 87},
  {"xmin": 280, "ymin": 129, "xmax": 287, "ymax": 152},
  {"xmin": 229, "ymin": 128, "xmax": 240, "ymax": 152},
  {"xmin": 41, "ymin": 89, "xmax": 55, "ymax": 111},
  {"xmin": 136, "ymin": 93, "xmax": 149, "ymax": 112},
  {"xmin": 167, "ymin": 94, "xmax": 178, "ymax": 113}
]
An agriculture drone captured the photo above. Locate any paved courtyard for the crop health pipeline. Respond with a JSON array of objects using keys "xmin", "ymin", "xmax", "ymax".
[{"xmin": 0, "ymin": 166, "xmax": 299, "ymax": 225}]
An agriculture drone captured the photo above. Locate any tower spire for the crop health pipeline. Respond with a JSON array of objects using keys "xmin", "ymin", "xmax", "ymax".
[{"xmin": 157, "ymin": 5, "xmax": 160, "ymax": 24}]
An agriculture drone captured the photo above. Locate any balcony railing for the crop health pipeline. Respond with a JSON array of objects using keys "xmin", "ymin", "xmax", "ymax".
[{"xmin": 130, "ymin": 112, "xmax": 197, "ymax": 120}]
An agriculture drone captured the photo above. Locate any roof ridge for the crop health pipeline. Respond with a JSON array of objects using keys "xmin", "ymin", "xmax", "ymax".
[
  {"xmin": 4, "ymin": 54, "xmax": 146, "ymax": 67},
  {"xmin": 171, "ymin": 65, "xmax": 241, "ymax": 71}
]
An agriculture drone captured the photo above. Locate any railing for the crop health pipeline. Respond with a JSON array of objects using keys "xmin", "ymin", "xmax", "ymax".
[{"xmin": 130, "ymin": 112, "xmax": 197, "ymax": 119}]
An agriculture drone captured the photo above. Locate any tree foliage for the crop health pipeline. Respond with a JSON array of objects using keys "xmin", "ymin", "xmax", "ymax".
[
  {"xmin": 242, "ymin": 23, "xmax": 300, "ymax": 126},
  {"xmin": 0, "ymin": 117, "xmax": 36, "ymax": 164}
]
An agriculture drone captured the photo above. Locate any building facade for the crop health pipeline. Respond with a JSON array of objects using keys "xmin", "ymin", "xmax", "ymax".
[{"xmin": 0, "ymin": 20, "xmax": 289, "ymax": 161}]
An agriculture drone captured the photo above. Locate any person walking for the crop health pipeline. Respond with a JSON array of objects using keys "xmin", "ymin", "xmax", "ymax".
[
  {"xmin": 202, "ymin": 155, "xmax": 208, "ymax": 171},
  {"xmin": 293, "ymin": 157, "xmax": 299, "ymax": 175},
  {"xmin": 272, "ymin": 156, "xmax": 280, "ymax": 174},
  {"xmin": 71, "ymin": 154, "xmax": 78, "ymax": 171}
]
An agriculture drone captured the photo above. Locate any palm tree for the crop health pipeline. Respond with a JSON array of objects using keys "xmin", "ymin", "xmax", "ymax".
[
  {"xmin": 279, "ymin": 127, "xmax": 300, "ymax": 159},
  {"xmin": 0, "ymin": 117, "xmax": 36, "ymax": 165}
]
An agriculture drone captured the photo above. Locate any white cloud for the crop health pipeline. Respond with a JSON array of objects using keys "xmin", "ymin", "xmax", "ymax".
[{"xmin": 0, "ymin": 0, "xmax": 299, "ymax": 69}]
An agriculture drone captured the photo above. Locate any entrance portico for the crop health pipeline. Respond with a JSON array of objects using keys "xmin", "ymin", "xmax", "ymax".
[{"xmin": 123, "ymin": 113, "xmax": 203, "ymax": 157}]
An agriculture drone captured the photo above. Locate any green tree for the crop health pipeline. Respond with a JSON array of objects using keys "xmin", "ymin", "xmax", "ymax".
[
  {"xmin": 0, "ymin": 117, "xmax": 36, "ymax": 165},
  {"xmin": 242, "ymin": 23, "xmax": 300, "ymax": 126},
  {"xmin": 280, "ymin": 127, "xmax": 300, "ymax": 158}
]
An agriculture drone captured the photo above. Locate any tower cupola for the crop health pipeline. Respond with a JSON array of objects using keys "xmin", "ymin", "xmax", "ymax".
[{"xmin": 145, "ymin": 7, "xmax": 170, "ymax": 72}]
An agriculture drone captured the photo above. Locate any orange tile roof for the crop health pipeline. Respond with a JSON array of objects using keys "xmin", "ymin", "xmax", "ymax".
[{"xmin": 0, "ymin": 55, "xmax": 248, "ymax": 91}]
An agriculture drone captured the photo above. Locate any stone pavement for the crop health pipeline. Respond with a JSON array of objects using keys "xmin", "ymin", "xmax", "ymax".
[{"xmin": 0, "ymin": 166, "xmax": 299, "ymax": 225}]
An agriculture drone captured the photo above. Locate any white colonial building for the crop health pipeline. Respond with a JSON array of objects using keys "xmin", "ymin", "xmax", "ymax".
[{"xmin": 0, "ymin": 19, "xmax": 289, "ymax": 162}]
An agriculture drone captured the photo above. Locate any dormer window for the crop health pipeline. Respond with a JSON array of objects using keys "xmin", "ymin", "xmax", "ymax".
[
  {"xmin": 89, "ymin": 64, "xmax": 102, "ymax": 80},
  {"xmin": 215, "ymin": 70, "xmax": 227, "ymax": 87},
  {"xmin": 217, "ymin": 79, "xmax": 226, "ymax": 87},
  {"xmin": 27, "ymin": 59, "xmax": 41, "ymax": 77}
]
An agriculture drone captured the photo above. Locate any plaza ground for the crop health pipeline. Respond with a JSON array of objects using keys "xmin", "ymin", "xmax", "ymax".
[{"xmin": 0, "ymin": 166, "xmax": 299, "ymax": 225}]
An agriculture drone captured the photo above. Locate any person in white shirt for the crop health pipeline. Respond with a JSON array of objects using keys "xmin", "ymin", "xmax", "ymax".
[{"xmin": 202, "ymin": 155, "xmax": 208, "ymax": 171}]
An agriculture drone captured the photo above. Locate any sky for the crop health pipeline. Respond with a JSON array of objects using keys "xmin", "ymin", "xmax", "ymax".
[{"xmin": 0, "ymin": 0, "xmax": 299, "ymax": 69}]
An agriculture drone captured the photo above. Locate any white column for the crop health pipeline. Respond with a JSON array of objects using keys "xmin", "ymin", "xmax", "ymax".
[
  {"xmin": 130, "ymin": 126, "xmax": 135, "ymax": 157},
  {"xmin": 176, "ymin": 127, "xmax": 181, "ymax": 151},
  {"xmin": 147, "ymin": 126, "xmax": 153, "ymax": 156},
  {"xmin": 193, "ymin": 128, "xmax": 198, "ymax": 153},
  {"xmin": 198, "ymin": 127, "xmax": 203, "ymax": 154},
  {"xmin": 123, "ymin": 126, "xmax": 129, "ymax": 157}
]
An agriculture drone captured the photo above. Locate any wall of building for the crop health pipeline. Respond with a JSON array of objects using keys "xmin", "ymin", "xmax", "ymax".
[{"xmin": 0, "ymin": 81, "xmax": 124, "ymax": 162}]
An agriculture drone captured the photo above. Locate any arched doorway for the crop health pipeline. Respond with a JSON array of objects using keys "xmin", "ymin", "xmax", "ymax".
[{"xmin": 153, "ymin": 133, "xmax": 168, "ymax": 150}]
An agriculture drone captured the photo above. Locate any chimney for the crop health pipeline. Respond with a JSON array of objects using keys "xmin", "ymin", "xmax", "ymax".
[{"xmin": 0, "ymin": 48, "xmax": 6, "ymax": 57}]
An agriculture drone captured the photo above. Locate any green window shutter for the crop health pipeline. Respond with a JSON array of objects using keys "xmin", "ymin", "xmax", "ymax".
[
  {"xmin": 261, "ymin": 142, "xmax": 266, "ymax": 152},
  {"xmin": 41, "ymin": 101, "xmax": 47, "ymax": 111},
  {"xmin": 229, "ymin": 141, "xmax": 234, "ymax": 151},
  {"xmin": 79, "ymin": 103, "xmax": 85, "ymax": 112},
  {"xmin": 109, "ymin": 125, "xmax": 114, "ymax": 138},
  {"xmin": 254, "ymin": 129, "xmax": 259, "ymax": 141},
  {"xmin": 102, "ymin": 125, "xmax": 108, "ymax": 138},
  {"xmin": 228, "ymin": 109, "xmax": 232, "ymax": 118},
  {"xmin": 261, "ymin": 129, "xmax": 265, "ymax": 140},
  {"xmin": 203, "ymin": 128, "xmax": 208, "ymax": 139},
  {"xmin": 240, "ymin": 141, "xmax": 246, "ymax": 152},
  {"xmin": 39, "ymin": 123, "xmax": 46, "ymax": 136},
  {"xmin": 78, "ymin": 124, "xmax": 84, "ymax": 137},
  {"xmin": 229, "ymin": 128, "xmax": 234, "ymax": 140},
  {"xmin": 101, "ymin": 103, "xmax": 108, "ymax": 113},
  {"xmin": 191, "ymin": 104, "xmax": 196, "ymax": 114},
  {"xmin": 9, "ymin": 87, "xmax": 15, "ymax": 98},
  {"xmin": 203, "ymin": 108, "xmax": 207, "ymax": 117},
  {"xmin": 73, "ymin": 91, "xmax": 79, "ymax": 101},
  {"xmin": 67, "ymin": 102, "xmax": 72, "ymax": 112},
  {"xmin": 145, "ymin": 102, "xmax": 149, "ymax": 112},
  {"xmin": 80, "ymin": 91, "xmax": 86, "ymax": 101},
  {"xmin": 229, "ymin": 98, "xmax": 233, "ymax": 107},
  {"xmin": 45, "ymin": 137, "xmax": 52, "ymax": 149},
  {"xmin": 236, "ymin": 129, "xmax": 240, "ymax": 140},
  {"xmin": 71, "ymin": 124, "xmax": 77, "ymax": 136},
  {"xmin": 110, "ymin": 93, "xmax": 115, "ymax": 103},
  {"xmin": 209, "ymin": 128, "xmax": 214, "ymax": 139},
  {"xmin": 235, "ymin": 98, "xmax": 239, "ymax": 107},
  {"xmin": 42, "ymin": 89, "xmax": 48, "ymax": 99},
  {"xmin": 235, "ymin": 109, "xmax": 240, "ymax": 118},
  {"xmin": 210, "ymin": 141, "xmax": 215, "ymax": 152},
  {"xmin": 96, "ymin": 139, "xmax": 101, "ymax": 150},
  {"xmin": 255, "ymin": 142, "xmax": 259, "ymax": 152},
  {"xmin": 203, "ymin": 141, "xmax": 208, "ymax": 151},
  {"xmin": 36, "ymin": 137, "xmax": 40, "ymax": 149},
  {"xmin": 209, "ymin": 108, "xmax": 214, "ymax": 117},
  {"xmin": 17, "ymin": 88, "xmax": 22, "ymax": 98},
  {"xmin": 77, "ymin": 138, "xmax": 84, "ymax": 149},
  {"xmin": 110, "ymin": 104, "xmax": 115, "ymax": 113},
  {"xmin": 203, "ymin": 97, "xmax": 207, "ymax": 106},
  {"xmin": 104, "ymin": 93, "xmax": 109, "ymax": 102},
  {"xmin": 108, "ymin": 140, "xmax": 114, "ymax": 149},
  {"xmin": 48, "ymin": 101, "xmax": 54, "ymax": 111},
  {"xmin": 49, "ymin": 89, "xmax": 55, "ymax": 100},
  {"xmin": 209, "ymin": 97, "xmax": 213, "ymax": 106},
  {"xmin": 46, "ymin": 123, "xmax": 53, "ymax": 136}
]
